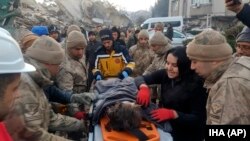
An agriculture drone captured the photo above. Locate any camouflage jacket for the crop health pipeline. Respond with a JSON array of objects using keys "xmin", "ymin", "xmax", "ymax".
[
  {"xmin": 56, "ymin": 54, "xmax": 88, "ymax": 93},
  {"xmin": 15, "ymin": 57, "xmax": 85, "ymax": 141},
  {"xmin": 60, "ymin": 38, "xmax": 66, "ymax": 49},
  {"xmin": 129, "ymin": 43, "xmax": 154, "ymax": 77},
  {"xmin": 143, "ymin": 45, "xmax": 171, "ymax": 75},
  {"xmin": 205, "ymin": 56, "xmax": 250, "ymax": 124}
]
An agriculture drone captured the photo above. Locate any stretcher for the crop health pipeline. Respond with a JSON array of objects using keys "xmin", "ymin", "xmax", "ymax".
[
  {"xmin": 87, "ymin": 78, "xmax": 173, "ymax": 141},
  {"xmin": 88, "ymin": 105, "xmax": 172, "ymax": 141},
  {"xmin": 88, "ymin": 123, "xmax": 172, "ymax": 141}
]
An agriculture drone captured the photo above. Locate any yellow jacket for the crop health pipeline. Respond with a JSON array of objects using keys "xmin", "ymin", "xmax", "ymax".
[{"xmin": 92, "ymin": 45, "xmax": 135, "ymax": 79}]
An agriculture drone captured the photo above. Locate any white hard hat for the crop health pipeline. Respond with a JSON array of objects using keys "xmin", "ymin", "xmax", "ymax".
[
  {"xmin": 0, "ymin": 28, "xmax": 36, "ymax": 74},
  {"xmin": 0, "ymin": 28, "xmax": 11, "ymax": 36}
]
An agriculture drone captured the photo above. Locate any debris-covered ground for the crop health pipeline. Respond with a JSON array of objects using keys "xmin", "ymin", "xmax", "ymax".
[{"xmin": 0, "ymin": 0, "xmax": 132, "ymax": 41}]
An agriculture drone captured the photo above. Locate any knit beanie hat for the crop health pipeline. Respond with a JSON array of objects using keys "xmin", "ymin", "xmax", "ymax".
[
  {"xmin": 138, "ymin": 30, "xmax": 149, "ymax": 39},
  {"xmin": 26, "ymin": 36, "xmax": 64, "ymax": 64},
  {"xmin": 236, "ymin": 26, "xmax": 250, "ymax": 43},
  {"xmin": 154, "ymin": 22, "xmax": 164, "ymax": 31},
  {"xmin": 99, "ymin": 28, "xmax": 113, "ymax": 41},
  {"xmin": 149, "ymin": 31, "xmax": 170, "ymax": 46},
  {"xmin": 67, "ymin": 25, "xmax": 81, "ymax": 36},
  {"xmin": 67, "ymin": 31, "xmax": 87, "ymax": 49},
  {"xmin": 187, "ymin": 29, "xmax": 232, "ymax": 61},
  {"xmin": 21, "ymin": 32, "xmax": 38, "ymax": 47},
  {"xmin": 31, "ymin": 26, "xmax": 49, "ymax": 36}
]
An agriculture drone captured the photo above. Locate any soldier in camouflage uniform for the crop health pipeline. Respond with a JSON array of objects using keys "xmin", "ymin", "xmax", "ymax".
[
  {"xmin": 61, "ymin": 25, "xmax": 81, "ymax": 49},
  {"xmin": 154, "ymin": 22, "xmax": 164, "ymax": 32},
  {"xmin": 143, "ymin": 31, "xmax": 171, "ymax": 103},
  {"xmin": 54, "ymin": 30, "xmax": 89, "ymax": 140},
  {"xmin": 144, "ymin": 31, "xmax": 172, "ymax": 75},
  {"xmin": 129, "ymin": 30, "xmax": 154, "ymax": 77},
  {"xmin": 187, "ymin": 29, "xmax": 250, "ymax": 124},
  {"xmin": 15, "ymin": 35, "xmax": 86, "ymax": 141},
  {"xmin": 0, "ymin": 28, "xmax": 36, "ymax": 141},
  {"xmin": 56, "ymin": 31, "xmax": 88, "ymax": 94}
]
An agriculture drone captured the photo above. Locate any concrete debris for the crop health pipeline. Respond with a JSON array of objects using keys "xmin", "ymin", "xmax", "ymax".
[{"xmin": 1, "ymin": 0, "xmax": 132, "ymax": 38}]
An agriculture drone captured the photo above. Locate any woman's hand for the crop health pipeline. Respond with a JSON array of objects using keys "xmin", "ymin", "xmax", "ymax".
[{"xmin": 151, "ymin": 108, "xmax": 178, "ymax": 122}]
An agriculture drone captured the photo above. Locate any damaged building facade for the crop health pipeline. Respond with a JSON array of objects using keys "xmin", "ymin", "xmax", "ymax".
[{"xmin": 169, "ymin": 0, "xmax": 250, "ymax": 31}]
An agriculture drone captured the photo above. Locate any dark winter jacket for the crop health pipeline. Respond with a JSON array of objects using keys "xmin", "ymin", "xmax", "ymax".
[
  {"xmin": 114, "ymin": 39, "xmax": 126, "ymax": 46},
  {"xmin": 135, "ymin": 69, "xmax": 207, "ymax": 141},
  {"xmin": 237, "ymin": 4, "xmax": 250, "ymax": 28},
  {"xmin": 43, "ymin": 85, "xmax": 72, "ymax": 104},
  {"xmin": 86, "ymin": 40, "xmax": 102, "ymax": 90},
  {"xmin": 86, "ymin": 40, "xmax": 102, "ymax": 69},
  {"xmin": 165, "ymin": 27, "xmax": 173, "ymax": 41}
]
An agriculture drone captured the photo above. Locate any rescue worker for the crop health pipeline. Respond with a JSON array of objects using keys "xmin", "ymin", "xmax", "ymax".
[
  {"xmin": 53, "ymin": 30, "xmax": 90, "ymax": 141},
  {"xmin": 15, "ymin": 35, "xmax": 86, "ymax": 140},
  {"xmin": 92, "ymin": 28, "xmax": 135, "ymax": 80},
  {"xmin": 129, "ymin": 30, "xmax": 154, "ymax": 77},
  {"xmin": 144, "ymin": 31, "xmax": 171, "ymax": 75},
  {"xmin": 152, "ymin": 22, "xmax": 173, "ymax": 42},
  {"xmin": 57, "ymin": 31, "xmax": 88, "ymax": 94},
  {"xmin": 144, "ymin": 31, "xmax": 172, "ymax": 103},
  {"xmin": 61, "ymin": 24, "xmax": 81, "ymax": 49},
  {"xmin": 0, "ymin": 28, "xmax": 36, "ymax": 141},
  {"xmin": 186, "ymin": 29, "xmax": 250, "ymax": 124}
]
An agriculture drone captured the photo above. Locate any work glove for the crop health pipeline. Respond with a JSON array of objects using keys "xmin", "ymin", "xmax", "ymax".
[
  {"xmin": 74, "ymin": 111, "xmax": 87, "ymax": 120},
  {"xmin": 136, "ymin": 86, "xmax": 150, "ymax": 107},
  {"xmin": 70, "ymin": 92, "xmax": 96, "ymax": 106},
  {"xmin": 120, "ymin": 71, "xmax": 129, "ymax": 79},
  {"xmin": 95, "ymin": 74, "xmax": 102, "ymax": 81},
  {"xmin": 67, "ymin": 103, "xmax": 80, "ymax": 117},
  {"xmin": 150, "ymin": 108, "xmax": 176, "ymax": 122}
]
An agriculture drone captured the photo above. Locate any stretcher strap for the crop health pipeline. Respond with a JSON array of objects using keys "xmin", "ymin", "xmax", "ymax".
[{"xmin": 129, "ymin": 128, "xmax": 149, "ymax": 141}]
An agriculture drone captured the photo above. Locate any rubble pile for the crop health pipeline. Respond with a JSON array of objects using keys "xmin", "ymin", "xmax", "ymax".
[{"xmin": 0, "ymin": 0, "xmax": 132, "ymax": 40}]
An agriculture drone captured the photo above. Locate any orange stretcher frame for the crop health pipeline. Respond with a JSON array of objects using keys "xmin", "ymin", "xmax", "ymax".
[{"xmin": 100, "ymin": 116, "xmax": 160, "ymax": 141}]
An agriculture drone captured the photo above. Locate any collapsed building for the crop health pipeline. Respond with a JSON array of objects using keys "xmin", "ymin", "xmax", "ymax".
[{"xmin": 0, "ymin": 0, "xmax": 132, "ymax": 41}]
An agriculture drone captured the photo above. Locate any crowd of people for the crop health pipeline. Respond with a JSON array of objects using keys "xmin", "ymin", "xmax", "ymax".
[{"xmin": 0, "ymin": 0, "xmax": 250, "ymax": 141}]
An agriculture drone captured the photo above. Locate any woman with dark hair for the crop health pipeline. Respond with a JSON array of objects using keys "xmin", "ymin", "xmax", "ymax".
[{"xmin": 135, "ymin": 46, "xmax": 207, "ymax": 141}]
